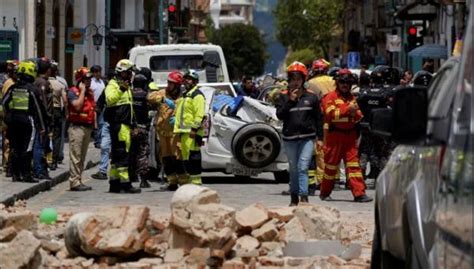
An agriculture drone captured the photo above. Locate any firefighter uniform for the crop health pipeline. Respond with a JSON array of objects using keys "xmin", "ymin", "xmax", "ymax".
[
  {"xmin": 174, "ymin": 85, "xmax": 206, "ymax": 185},
  {"xmin": 2, "ymin": 61, "xmax": 45, "ymax": 182},
  {"xmin": 104, "ymin": 78, "xmax": 136, "ymax": 192},
  {"xmin": 1, "ymin": 78, "xmax": 15, "ymax": 175},
  {"xmin": 320, "ymin": 89, "xmax": 367, "ymax": 199}
]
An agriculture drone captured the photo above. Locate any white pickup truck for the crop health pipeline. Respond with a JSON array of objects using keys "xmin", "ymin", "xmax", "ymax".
[{"xmin": 128, "ymin": 44, "xmax": 230, "ymax": 84}]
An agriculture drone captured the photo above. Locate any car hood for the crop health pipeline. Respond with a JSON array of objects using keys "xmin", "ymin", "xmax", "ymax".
[{"xmin": 236, "ymin": 97, "xmax": 282, "ymax": 130}]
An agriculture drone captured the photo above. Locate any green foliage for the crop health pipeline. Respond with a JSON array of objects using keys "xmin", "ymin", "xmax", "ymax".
[
  {"xmin": 274, "ymin": 0, "xmax": 343, "ymax": 57},
  {"xmin": 208, "ymin": 23, "xmax": 268, "ymax": 80},
  {"xmin": 286, "ymin": 48, "xmax": 323, "ymax": 66}
]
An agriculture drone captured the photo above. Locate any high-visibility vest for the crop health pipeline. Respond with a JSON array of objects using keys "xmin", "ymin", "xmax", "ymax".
[
  {"xmin": 174, "ymin": 86, "xmax": 205, "ymax": 134},
  {"xmin": 9, "ymin": 88, "xmax": 29, "ymax": 111}
]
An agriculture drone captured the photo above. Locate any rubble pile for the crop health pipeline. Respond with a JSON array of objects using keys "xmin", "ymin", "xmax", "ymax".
[{"xmin": 0, "ymin": 187, "xmax": 372, "ymax": 268}]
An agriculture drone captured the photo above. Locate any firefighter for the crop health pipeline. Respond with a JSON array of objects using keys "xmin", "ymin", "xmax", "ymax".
[
  {"xmin": 2, "ymin": 60, "xmax": 45, "ymax": 183},
  {"xmin": 320, "ymin": 69, "xmax": 372, "ymax": 202},
  {"xmin": 148, "ymin": 71, "xmax": 184, "ymax": 190},
  {"xmin": 276, "ymin": 61, "xmax": 323, "ymax": 206},
  {"xmin": 129, "ymin": 73, "xmax": 151, "ymax": 188},
  {"xmin": 173, "ymin": 69, "xmax": 206, "ymax": 185},
  {"xmin": 104, "ymin": 59, "xmax": 141, "ymax": 193}
]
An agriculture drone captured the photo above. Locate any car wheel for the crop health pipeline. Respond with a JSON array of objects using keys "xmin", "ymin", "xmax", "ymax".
[
  {"xmin": 273, "ymin": 170, "xmax": 289, "ymax": 183},
  {"xmin": 232, "ymin": 124, "xmax": 281, "ymax": 169},
  {"xmin": 371, "ymin": 204, "xmax": 405, "ymax": 269}
]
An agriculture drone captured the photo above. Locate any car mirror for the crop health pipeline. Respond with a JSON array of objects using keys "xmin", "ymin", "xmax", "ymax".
[{"xmin": 392, "ymin": 86, "xmax": 428, "ymax": 144}]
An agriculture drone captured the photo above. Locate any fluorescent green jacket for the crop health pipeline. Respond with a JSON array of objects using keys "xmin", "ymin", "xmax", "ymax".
[
  {"xmin": 174, "ymin": 85, "xmax": 205, "ymax": 134},
  {"xmin": 104, "ymin": 78, "xmax": 133, "ymax": 125}
]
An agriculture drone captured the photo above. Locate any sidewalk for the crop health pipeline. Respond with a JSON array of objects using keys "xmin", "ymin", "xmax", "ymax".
[{"xmin": 0, "ymin": 143, "xmax": 100, "ymax": 207}]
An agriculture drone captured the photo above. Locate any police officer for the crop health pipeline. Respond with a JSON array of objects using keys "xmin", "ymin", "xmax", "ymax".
[
  {"xmin": 104, "ymin": 59, "xmax": 141, "ymax": 193},
  {"xmin": 174, "ymin": 70, "xmax": 206, "ymax": 185},
  {"xmin": 129, "ymin": 73, "xmax": 151, "ymax": 188},
  {"xmin": 2, "ymin": 61, "xmax": 45, "ymax": 182},
  {"xmin": 148, "ymin": 71, "xmax": 184, "ymax": 190}
]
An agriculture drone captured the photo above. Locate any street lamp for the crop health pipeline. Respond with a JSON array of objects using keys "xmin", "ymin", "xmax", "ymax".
[{"xmin": 85, "ymin": 24, "xmax": 116, "ymax": 50}]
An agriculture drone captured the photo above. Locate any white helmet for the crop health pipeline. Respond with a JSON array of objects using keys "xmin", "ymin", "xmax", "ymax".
[{"xmin": 115, "ymin": 59, "xmax": 135, "ymax": 73}]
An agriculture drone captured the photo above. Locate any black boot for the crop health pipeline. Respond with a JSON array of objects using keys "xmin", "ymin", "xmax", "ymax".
[
  {"xmin": 308, "ymin": 184, "xmax": 318, "ymax": 196},
  {"xmin": 300, "ymin": 195, "xmax": 309, "ymax": 203},
  {"xmin": 139, "ymin": 175, "xmax": 151, "ymax": 188},
  {"xmin": 21, "ymin": 152, "xmax": 38, "ymax": 183},
  {"xmin": 12, "ymin": 174, "xmax": 22, "ymax": 182},
  {"xmin": 289, "ymin": 194, "xmax": 299, "ymax": 207},
  {"xmin": 49, "ymin": 162, "xmax": 57, "ymax": 171},
  {"xmin": 120, "ymin": 182, "xmax": 141, "ymax": 193},
  {"xmin": 109, "ymin": 179, "xmax": 121, "ymax": 193}
]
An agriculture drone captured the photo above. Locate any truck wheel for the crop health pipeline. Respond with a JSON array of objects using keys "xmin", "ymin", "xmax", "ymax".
[{"xmin": 232, "ymin": 124, "xmax": 281, "ymax": 169}]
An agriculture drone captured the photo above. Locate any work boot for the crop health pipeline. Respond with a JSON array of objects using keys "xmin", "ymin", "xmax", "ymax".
[
  {"xmin": 120, "ymin": 182, "xmax": 142, "ymax": 193},
  {"xmin": 160, "ymin": 184, "xmax": 178, "ymax": 191},
  {"xmin": 319, "ymin": 195, "xmax": 334, "ymax": 201},
  {"xmin": 49, "ymin": 162, "xmax": 57, "ymax": 171},
  {"xmin": 300, "ymin": 195, "xmax": 309, "ymax": 203},
  {"xmin": 139, "ymin": 175, "xmax": 151, "ymax": 188},
  {"xmin": 354, "ymin": 195, "xmax": 373, "ymax": 203},
  {"xmin": 109, "ymin": 180, "xmax": 121, "ymax": 193},
  {"xmin": 289, "ymin": 194, "xmax": 299, "ymax": 207},
  {"xmin": 22, "ymin": 175, "xmax": 39, "ymax": 183},
  {"xmin": 91, "ymin": 171, "xmax": 108, "ymax": 180},
  {"xmin": 70, "ymin": 184, "xmax": 92, "ymax": 191},
  {"xmin": 281, "ymin": 190, "xmax": 291, "ymax": 195},
  {"xmin": 12, "ymin": 174, "xmax": 22, "ymax": 182},
  {"xmin": 308, "ymin": 184, "xmax": 318, "ymax": 196}
]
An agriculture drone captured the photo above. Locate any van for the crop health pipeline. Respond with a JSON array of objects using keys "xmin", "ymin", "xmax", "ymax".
[{"xmin": 128, "ymin": 44, "xmax": 230, "ymax": 84}]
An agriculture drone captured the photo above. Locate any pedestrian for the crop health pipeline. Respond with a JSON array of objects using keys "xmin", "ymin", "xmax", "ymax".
[
  {"xmin": 320, "ymin": 68, "xmax": 372, "ymax": 202},
  {"xmin": 67, "ymin": 67, "xmax": 95, "ymax": 191},
  {"xmin": 48, "ymin": 61, "xmax": 67, "ymax": 171},
  {"xmin": 90, "ymin": 65, "xmax": 105, "ymax": 148},
  {"xmin": 237, "ymin": 76, "xmax": 259, "ymax": 99},
  {"xmin": 1, "ymin": 60, "xmax": 19, "ymax": 177},
  {"xmin": 129, "ymin": 74, "xmax": 151, "ymax": 188},
  {"xmin": 276, "ymin": 61, "xmax": 324, "ymax": 206},
  {"xmin": 2, "ymin": 60, "xmax": 45, "ymax": 183},
  {"xmin": 148, "ymin": 71, "xmax": 184, "ymax": 191},
  {"xmin": 173, "ymin": 69, "xmax": 206, "ymax": 186},
  {"xmin": 400, "ymin": 70, "xmax": 413, "ymax": 86},
  {"xmin": 33, "ymin": 57, "xmax": 52, "ymax": 180},
  {"xmin": 104, "ymin": 59, "xmax": 141, "ymax": 193}
]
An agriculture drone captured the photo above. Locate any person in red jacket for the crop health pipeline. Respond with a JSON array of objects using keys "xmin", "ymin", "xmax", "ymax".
[{"xmin": 320, "ymin": 68, "xmax": 372, "ymax": 202}]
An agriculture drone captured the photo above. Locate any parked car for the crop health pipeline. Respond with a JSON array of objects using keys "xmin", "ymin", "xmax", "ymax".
[{"xmin": 370, "ymin": 9, "xmax": 472, "ymax": 268}]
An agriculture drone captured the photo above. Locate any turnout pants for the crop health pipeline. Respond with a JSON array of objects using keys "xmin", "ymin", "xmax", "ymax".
[
  {"xmin": 178, "ymin": 133, "xmax": 202, "ymax": 185},
  {"xmin": 109, "ymin": 123, "xmax": 131, "ymax": 183},
  {"xmin": 2, "ymin": 128, "xmax": 10, "ymax": 173},
  {"xmin": 129, "ymin": 127, "xmax": 150, "ymax": 179},
  {"xmin": 8, "ymin": 120, "xmax": 33, "ymax": 179},
  {"xmin": 159, "ymin": 134, "xmax": 183, "ymax": 185},
  {"xmin": 320, "ymin": 130, "xmax": 366, "ymax": 198}
]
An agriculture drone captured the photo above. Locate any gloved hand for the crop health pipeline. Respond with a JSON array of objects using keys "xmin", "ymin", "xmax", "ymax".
[
  {"xmin": 164, "ymin": 98, "xmax": 176, "ymax": 110},
  {"xmin": 169, "ymin": 116, "xmax": 176, "ymax": 126}
]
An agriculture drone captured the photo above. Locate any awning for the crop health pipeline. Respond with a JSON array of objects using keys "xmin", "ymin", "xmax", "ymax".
[
  {"xmin": 394, "ymin": 1, "xmax": 439, "ymax": 21},
  {"xmin": 408, "ymin": 44, "xmax": 448, "ymax": 59}
]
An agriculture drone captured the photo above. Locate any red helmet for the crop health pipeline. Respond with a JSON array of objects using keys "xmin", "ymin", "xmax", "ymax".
[
  {"xmin": 74, "ymin": 67, "xmax": 92, "ymax": 83},
  {"xmin": 312, "ymin": 59, "xmax": 330, "ymax": 72},
  {"xmin": 287, "ymin": 61, "xmax": 308, "ymax": 77},
  {"xmin": 336, "ymin": 68, "xmax": 355, "ymax": 83},
  {"xmin": 167, "ymin": 71, "xmax": 183, "ymax": 84}
]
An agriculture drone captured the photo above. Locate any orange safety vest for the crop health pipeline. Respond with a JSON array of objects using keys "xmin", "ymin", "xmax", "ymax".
[{"xmin": 67, "ymin": 86, "xmax": 95, "ymax": 125}]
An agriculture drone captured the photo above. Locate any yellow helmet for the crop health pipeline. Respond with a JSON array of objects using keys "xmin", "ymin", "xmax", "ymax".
[
  {"xmin": 115, "ymin": 59, "xmax": 135, "ymax": 73},
  {"xmin": 17, "ymin": 60, "xmax": 38, "ymax": 79}
]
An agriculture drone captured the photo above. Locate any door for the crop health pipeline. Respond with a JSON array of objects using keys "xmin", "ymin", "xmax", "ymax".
[{"xmin": 0, "ymin": 31, "xmax": 19, "ymax": 62}]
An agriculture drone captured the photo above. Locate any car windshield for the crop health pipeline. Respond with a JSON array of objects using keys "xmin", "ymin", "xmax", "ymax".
[{"xmin": 149, "ymin": 55, "xmax": 203, "ymax": 72}]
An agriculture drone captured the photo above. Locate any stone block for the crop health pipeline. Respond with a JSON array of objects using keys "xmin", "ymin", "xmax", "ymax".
[
  {"xmin": 268, "ymin": 207, "xmax": 295, "ymax": 222},
  {"xmin": 0, "ymin": 230, "xmax": 41, "ymax": 269},
  {"xmin": 251, "ymin": 221, "xmax": 278, "ymax": 242},
  {"xmin": 164, "ymin": 248, "xmax": 185, "ymax": 264},
  {"xmin": 235, "ymin": 203, "xmax": 269, "ymax": 232}
]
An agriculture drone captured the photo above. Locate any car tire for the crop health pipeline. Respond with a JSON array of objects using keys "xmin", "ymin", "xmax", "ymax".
[
  {"xmin": 273, "ymin": 170, "xmax": 289, "ymax": 183},
  {"xmin": 232, "ymin": 123, "xmax": 281, "ymax": 169},
  {"xmin": 371, "ymin": 204, "xmax": 405, "ymax": 269}
]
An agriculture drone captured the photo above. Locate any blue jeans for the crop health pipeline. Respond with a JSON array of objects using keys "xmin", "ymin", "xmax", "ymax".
[
  {"xmin": 94, "ymin": 113, "xmax": 105, "ymax": 146},
  {"xmin": 283, "ymin": 139, "xmax": 314, "ymax": 196},
  {"xmin": 98, "ymin": 121, "xmax": 111, "ymax": 174},
  {"xmin": 33, "ymin": 129, "xmax": 49, "ymax": 176}
]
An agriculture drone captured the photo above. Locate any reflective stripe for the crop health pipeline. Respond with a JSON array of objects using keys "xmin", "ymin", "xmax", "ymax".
[
  {"xmin": 323, "ymin": 123, "xmax": 329, "ymax": 129},
  {"xmin": 346, "ymin": 162, "xmax": 360, "ymax": 167},
  {"xmin": 323, "ymin": 173, "xmax": 336, "ymax": 180},
  {"xmin": 325, "ymin": 164, "xmax": 338, "ymax": 170},
  {"xmin": 116, "ymin": 166, "xmax": 129, "ymax": 182},
  {"xmin": 283, "ymin": 132, "xmax": 316, "ymax": 140},
  {"xmin": 289, "ymin": 106, "xmax": 312, "ymax": 112},
  {"xmin": 334, "ymin": 99, "xmax": 344, "ymax": 105},
  {"xmin": 333, "ymin": 117, "xmax": 349, "ymax": 122},
  {"xmin": 325, "ymin": 105, "xmax": 336, "ymax": 113},
  {"xmin": 9, "ymin": 89, "xmax": 29, "ymax": 111},
  {"xmin": 348, "ymin": 172, "xmax": 363, "ymax": 178},
  {"xmin": 178, "ymin": 86, "xmax": 198, "ymax": 131},
  {"xmin": 308, "ymin": 170, "xmax": 316, "ymax": 176},
  {"xmin": 334, "ymin": 109, "xmax": 340, "ymax": 120}
]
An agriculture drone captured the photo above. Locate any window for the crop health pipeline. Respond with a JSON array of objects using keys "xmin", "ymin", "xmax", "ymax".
[
  {"xmin": 110, "ymin": 0, "xmax": 123, "ymax": 29},
  {"xmin": 149, "ymin": 55, "xmax": 204, "ymax": 72}
]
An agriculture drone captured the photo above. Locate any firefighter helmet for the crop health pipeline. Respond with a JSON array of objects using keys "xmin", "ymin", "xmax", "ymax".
[
  {"xmin": 412, "ymin": 71, "xmax": 433, "ymax": 87},
  {"xmin": 184, "ymin": 69, "xmax": 199, "ymax": 81},
  {"xmin": 168, "ymin": 71, "xmax": 183, "ymax": 84},
  {"xmin": 312, "ymin": 59, "xmax": 330, "ymax": 72},
  {"xmin": 287, "ymin": 61, "xmax": 308, "ymax": 77},
  {"xmin": 115, "ymin": 59, "xmax": 136, "ymax": 73},
  {"xmin": 336, "ymin": 68, "xmax": 356, "ymax": 84},
  {"xmin": 17, "ymin": 60, "xmax": 38, "ymax": 79},
  {"xmin": 74, "ymin": 67, "xmax": 92, "ymax": 83}
]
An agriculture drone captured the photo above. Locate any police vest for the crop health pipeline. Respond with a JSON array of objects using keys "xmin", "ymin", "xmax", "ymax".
[
  {"xmin": 9, "ymin": 88, "xmax": 30, "ymax": 111},
  {"xmin": 67, "ymin": 86, "xmax": 96, "ymax": 125}
]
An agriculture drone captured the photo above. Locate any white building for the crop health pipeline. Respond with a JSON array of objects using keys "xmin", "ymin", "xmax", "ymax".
[{"xmin": 210, "ymin": 0, "xmax": 256, "ymax": 28}]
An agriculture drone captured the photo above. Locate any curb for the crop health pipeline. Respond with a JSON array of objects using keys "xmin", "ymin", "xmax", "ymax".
[{"xmin": 0, "ymin": 160, "xmax": 98, "ymax": 207}]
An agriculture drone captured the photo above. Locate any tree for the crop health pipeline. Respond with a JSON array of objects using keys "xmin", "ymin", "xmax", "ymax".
[
  {"xmin": 208, "ymin": 23, "xmax": 268, "ymax": 80},
  {"xmin": 286, "ymin": 48, "xmax": 323, "ymax": 66},
  {"xmin": 274, "ymin": 0, "xmax": 343, "ymax": 58}
]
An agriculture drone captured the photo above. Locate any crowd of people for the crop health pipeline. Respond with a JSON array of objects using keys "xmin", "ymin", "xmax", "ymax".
[{"xmin": 0, "ymin": 56, "xmax": 434, "ymax": 204}]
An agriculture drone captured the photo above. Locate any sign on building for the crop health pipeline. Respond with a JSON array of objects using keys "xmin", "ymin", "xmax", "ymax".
[
  {"xmin": 386, "ymin": 34, "xmax": 401, "ymax": 52},
  {"xmin": 67, "ymin": 28, "xmax": 85, "ymax": 45},
  {"xmin": 0, "ymin": 40, "xmax": 12, "ymax": 52},
  {"xmin": 347, "ymin": 51, "xmax": 360, "ymax": 69}
]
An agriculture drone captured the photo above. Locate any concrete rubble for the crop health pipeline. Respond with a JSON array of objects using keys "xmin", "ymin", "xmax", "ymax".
[{"xmin": 0, "ymin": 187, "xmax": 373, "ymax": 268}]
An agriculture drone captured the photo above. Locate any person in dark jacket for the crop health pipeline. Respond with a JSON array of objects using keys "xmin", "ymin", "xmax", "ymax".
[
  {"xmin": 276, "ymin": 61, "xmax": 323, "ymax": 206},
  {"xmin": 237, "ymin": 76, "xmax": 259, "ymax": 99}
]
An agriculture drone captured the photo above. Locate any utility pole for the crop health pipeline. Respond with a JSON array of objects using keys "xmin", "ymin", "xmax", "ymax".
[{"xmin": 159, "ymin": 0, "xmax": 164, "ymax": 44}]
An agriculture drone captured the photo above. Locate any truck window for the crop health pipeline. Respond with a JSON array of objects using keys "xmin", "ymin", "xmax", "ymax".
[{"xmin": 149, "ymin": 55, "xmax": 204, "ymax": 72}]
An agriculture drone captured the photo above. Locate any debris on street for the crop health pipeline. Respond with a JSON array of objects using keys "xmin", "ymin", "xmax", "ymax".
[{"xmin": 0, "ymin": 186, "xmax": 373, "ymax": 268}]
